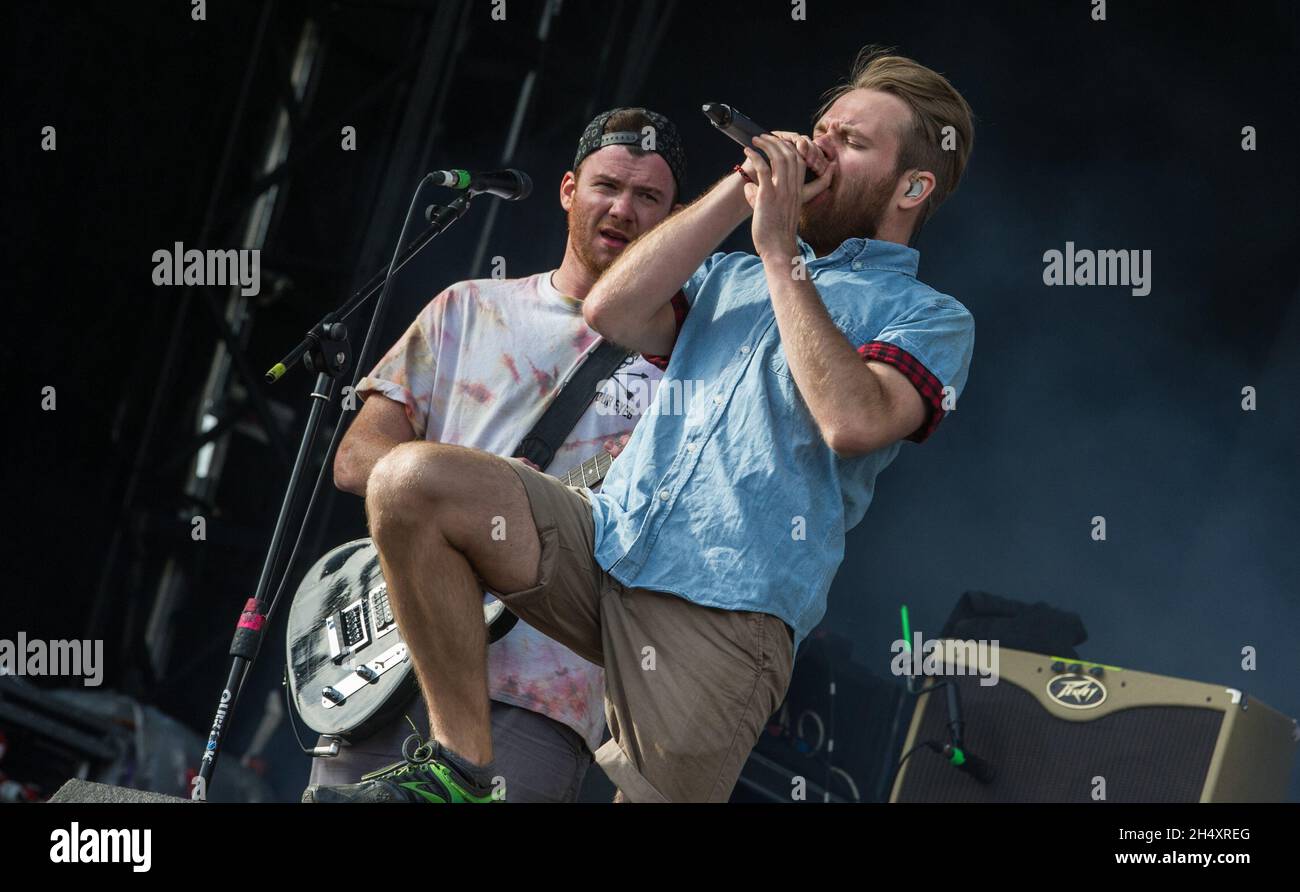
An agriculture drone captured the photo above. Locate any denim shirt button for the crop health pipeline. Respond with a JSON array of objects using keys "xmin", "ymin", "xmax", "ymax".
[{"xmin": 658, "ymin": 489, "xmax": 670, "ymax": 501}]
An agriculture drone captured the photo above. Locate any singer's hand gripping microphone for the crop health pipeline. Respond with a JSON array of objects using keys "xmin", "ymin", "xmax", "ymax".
[{"xmin": 702, "ymin": 103, "xmax": 817, "ymax": 184}]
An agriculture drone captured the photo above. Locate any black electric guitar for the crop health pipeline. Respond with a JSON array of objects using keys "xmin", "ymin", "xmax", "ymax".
[{"xmin": 286, "ymin": 449, "xmax": 617, "ymax": 742}]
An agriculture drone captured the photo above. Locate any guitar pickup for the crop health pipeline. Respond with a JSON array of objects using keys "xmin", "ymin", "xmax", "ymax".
[
  {"xmin": 371, "ymin": 585, "xmax": 396, "ymax": 636},
  {"xmin": 326, "ymin": 598, "xmax": 373, "ymax": 664}
]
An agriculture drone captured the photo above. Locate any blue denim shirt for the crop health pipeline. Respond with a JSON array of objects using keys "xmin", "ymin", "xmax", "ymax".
[{"xmin": 586, "ymin": 236, "xmax": 975, "ymax": 647}]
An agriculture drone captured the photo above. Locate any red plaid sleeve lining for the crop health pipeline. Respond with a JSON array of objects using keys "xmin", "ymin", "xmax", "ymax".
[
  {"xmin": 857, "ymin": 341, "xmax": 946, "ymax": 443},
  {"xmin": 640, "ymin": 289, "xmax": 691, "ymax": 371}
]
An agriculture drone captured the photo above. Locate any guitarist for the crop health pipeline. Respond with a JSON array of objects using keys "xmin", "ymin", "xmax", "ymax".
[{"xmin": 303, "ymin": 108, "xmax": 688, "ymax": 802}]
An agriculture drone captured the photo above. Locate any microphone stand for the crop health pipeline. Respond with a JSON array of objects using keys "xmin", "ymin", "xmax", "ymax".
[
  {"xmin": 936, "ymin": 675, "xmax": 994, "ymax": 784},
  {"xmin": 193, "ymin": 178, "xmax": 472, "ymax": 799},
  {"xmin": 889, "ymin": 611, "xmax": 995, "ymax": 797}
]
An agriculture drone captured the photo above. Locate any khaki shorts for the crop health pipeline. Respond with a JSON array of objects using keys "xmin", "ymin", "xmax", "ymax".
[{"xmin": 496, "ymin": 459, "xmax": 795, "ymax": 803}]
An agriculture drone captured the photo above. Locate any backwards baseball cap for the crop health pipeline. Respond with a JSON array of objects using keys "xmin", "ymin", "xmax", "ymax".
[{"xmin": 573, "ymin": 107, "xmax": 687, "ymax": 199}]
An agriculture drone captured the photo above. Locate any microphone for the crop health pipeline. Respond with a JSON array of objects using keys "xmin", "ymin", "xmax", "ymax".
[
  {"xmin": 949, "ymin": 747, "xmax": 995, "ymax": 784},
  {"xmin": 429, "ymin": 168, "xmax": 533, "ymax": 201},
  {"xmin": 701, "ymin": 102, "xmax": 815, "ymax": 183},
  {"xmin": 941, "ymin": 677, "xmax": 995, "ymax": 785}
]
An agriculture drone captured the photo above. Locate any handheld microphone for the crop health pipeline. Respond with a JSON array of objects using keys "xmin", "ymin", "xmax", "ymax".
[
  {"xmin": 701, "ymin": 102, "xmax": 815, "ymax": 183},
  {"xmin": 428, "ymin": 168, "xmax": 533, "ymax": 201}
]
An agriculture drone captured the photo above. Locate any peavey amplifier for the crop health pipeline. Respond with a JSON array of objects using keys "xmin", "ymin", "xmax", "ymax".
[{"xmin": 890, "ymin": 645, "xmax": 1297, "ymax": 802}]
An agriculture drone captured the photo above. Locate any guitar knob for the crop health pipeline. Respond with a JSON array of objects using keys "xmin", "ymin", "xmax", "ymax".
[
  {"xmin": 355, "ymin": 665, "xmax": 379, "ymax": 683},
  {"xmin": 322, "ymin": 686, "xmax": 346, "ymax": 705}
]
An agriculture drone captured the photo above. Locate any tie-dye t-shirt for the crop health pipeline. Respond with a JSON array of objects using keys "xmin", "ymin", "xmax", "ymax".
[{"xmin": 356, "ymin": 270, "xmax": 663, "ymax": 753}]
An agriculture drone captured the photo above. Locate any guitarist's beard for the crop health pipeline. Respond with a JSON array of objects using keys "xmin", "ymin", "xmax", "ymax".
[{"xmin": 567, "ymin": 201, "xmax": 627, "ymax": 281}]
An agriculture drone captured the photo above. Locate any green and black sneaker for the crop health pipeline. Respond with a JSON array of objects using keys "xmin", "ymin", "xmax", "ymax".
[{"xmin": 302, "ymin": 735, "xmax": 499, "ymax": 804}]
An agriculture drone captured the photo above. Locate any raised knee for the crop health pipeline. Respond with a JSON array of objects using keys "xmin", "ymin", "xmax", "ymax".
[{"xmin": 365, "ymin": 442, "xmax": 440, "ymax": 533}]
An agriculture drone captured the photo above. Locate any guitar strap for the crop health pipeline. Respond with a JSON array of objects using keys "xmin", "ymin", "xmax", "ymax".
[{"xmin": 513, "ymin": 338, "xmax": 633, "ymax": 473}]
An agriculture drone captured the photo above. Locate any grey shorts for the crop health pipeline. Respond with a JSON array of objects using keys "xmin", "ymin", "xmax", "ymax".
[
  {"xmin": 496, "ymin": 458, "xmax": 795, "ymax": 803},
  {"xmin": 307, "ymin": 700, "xmax": 591, "ymax": 803}
]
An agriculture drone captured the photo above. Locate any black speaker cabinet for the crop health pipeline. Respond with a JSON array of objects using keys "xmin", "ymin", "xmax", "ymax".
[{"xmin": 890, "ymin": 645, "xmax": 1297, "ymax": 802}]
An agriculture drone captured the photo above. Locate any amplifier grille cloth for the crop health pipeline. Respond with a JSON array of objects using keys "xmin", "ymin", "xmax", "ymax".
[{"xmin": 897, "ymin": 674, "xmax": 1223, "ymax": 802}]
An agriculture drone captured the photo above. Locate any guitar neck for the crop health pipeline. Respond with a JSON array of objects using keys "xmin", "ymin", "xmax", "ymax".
[{"xmin": 558, "ymin": 449, "xmax": 615, "ymax": 489}]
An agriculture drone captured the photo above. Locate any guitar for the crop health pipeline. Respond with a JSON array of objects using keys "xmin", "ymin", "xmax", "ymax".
[{"xmin": 285, "ymin": 448, "xmax": 618, "ymax": 742}]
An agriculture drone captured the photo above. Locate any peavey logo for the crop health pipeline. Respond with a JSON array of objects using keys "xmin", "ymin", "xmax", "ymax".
[{"xmin": 1048, "ymin": 674, "xmax": 1107, "ymax": 709}]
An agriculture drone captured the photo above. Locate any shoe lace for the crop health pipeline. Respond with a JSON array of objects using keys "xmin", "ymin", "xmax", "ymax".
[
  {"xmin": 398, "ymin": 715, "xmax": 448, "ymax": 769},
  {"xmin": 389, "ymin": 716, "xmax": 494, "ymax": 801}
]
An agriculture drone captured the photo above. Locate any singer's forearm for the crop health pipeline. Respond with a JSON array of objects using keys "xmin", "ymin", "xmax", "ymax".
[
  {"xmin": 763, "ymin": 253, "xmax": 927, "ymax": 457},
  {"xmin": 584, "ymin": 173, "xmax": 751, "ymax": 354}
]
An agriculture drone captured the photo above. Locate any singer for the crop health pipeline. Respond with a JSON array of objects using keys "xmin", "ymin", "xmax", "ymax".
[
  {"xmin": 572, "ymin": 47, "xmax": 975, "ymax": 801},
  {"xmin": 308, "ymin": 46, "xmax": 976, "ymax": 804}
]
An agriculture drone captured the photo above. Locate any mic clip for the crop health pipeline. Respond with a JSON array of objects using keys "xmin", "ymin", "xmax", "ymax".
[{"xmin": 301, "ymin": 322, "xmax": 351, "ymax": 379}]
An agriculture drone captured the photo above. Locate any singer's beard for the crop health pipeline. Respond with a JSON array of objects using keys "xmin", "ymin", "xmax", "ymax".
[{"xmin": 799, "ymin": 169, "xmax": 896, "ymax": 257}]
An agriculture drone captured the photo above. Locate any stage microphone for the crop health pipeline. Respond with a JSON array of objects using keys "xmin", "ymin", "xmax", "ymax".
[
  {"xmin": 428, "ymin": 168, "xmax": 533, "ymax": 200},
  {"xmin": 944, "ymin": 744, "xmax": 995, "ymax": 784},
  {"xmin": 701, "ymin": 102, "xmax": 815, "ymax": 183},
  {"xmin": 941, "ymin": 677, "xmax": 996, "ymax": 785}
]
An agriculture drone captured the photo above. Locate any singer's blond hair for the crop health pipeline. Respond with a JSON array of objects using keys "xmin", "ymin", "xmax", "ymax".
[{"xmin": 816, "ymin": 46, "xmax": 974, "ymax": 227}]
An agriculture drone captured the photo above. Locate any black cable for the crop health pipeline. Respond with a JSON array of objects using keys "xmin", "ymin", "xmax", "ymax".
[
  {"xmin": 884, "ymin": 677, "xmax": 953, "ymax": 800},
  {"xmin": 887, "ymin": 738, "xmax": 943, "ymax": 798},
  {"xmin": 263, "ymin": 396, "xmax": 347, "ymax": 631},
  {"xmin": 823, "ymin": 642, "xmax": 837, "ymax": 801},
  {"xmin": 282, "ymin": 665, "xmax": 318, "ymax": 756}
]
